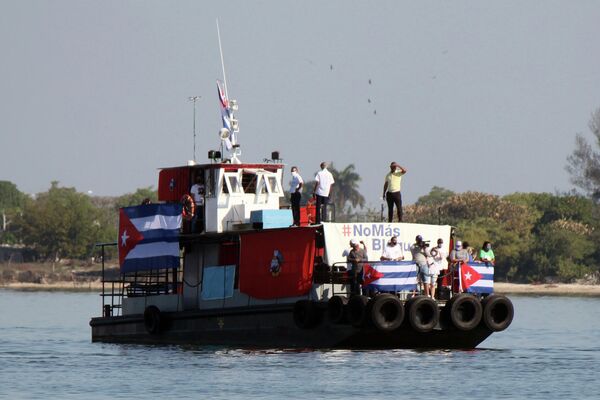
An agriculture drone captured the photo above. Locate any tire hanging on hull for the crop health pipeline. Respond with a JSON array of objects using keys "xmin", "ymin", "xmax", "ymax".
[
  {"xmin": 406, "ymin": 296, "xmax": 439, "ymax": 333},
  {"xmin": 481, "ymin": 294, "xmax": 514, "ymax": 331},
  {"xmin": 370, "ymin": 294, "xmax": 404, "ymax": 332},
  {"xmin": 327, "ymin": 296, "xmax": 348, "ymax": 324},
  {"xmin": 346, "ymin": 295, "xmax": 370, "ymax": 327},
  {"xmin": 293, "ymin": 300, "xmax": 321, "ymax": 329},
  {"xmin": 443, "ymin": 293, "xmax": 483, "ymax": 331},
  {"xmin": 144, "ymin": 305, "xmax": 162, "ymax": 334}
]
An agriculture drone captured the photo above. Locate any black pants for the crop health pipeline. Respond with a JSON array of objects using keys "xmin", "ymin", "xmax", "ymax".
[
  {"xmin": 315, "ymin": 195, "xmax": 329, "ymax": 224},
  {"xmin": 386, "ymin": 191, "xmax": 402, "ymax": 222},
  {"xmin": 291, "ymin": 192, "xmax": 301, "ymax": 225},
  {"xmin": 350, "ymin": 268, "xmax": 363, "ymax": 296}
]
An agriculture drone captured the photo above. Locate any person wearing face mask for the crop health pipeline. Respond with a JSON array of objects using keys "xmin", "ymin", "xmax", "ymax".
[
  {"xmin": 428, "ymin": 239, "xmax": 447, "ymax": 298},
  {"xmin": 380, "ymin": 235, "xmax": 405, "ymax": 261},
  {"xmin": 479, "ymin": 241, "xmax": 495, "ymax": 265},
  {"xmin": 289, "ymin": 166, "xmax": 304, "ymax": 226},
  {"xmin": 347, "ymin": 239, "xmax": 368, "ymax": 295},
  {"xmin": 449, "ymin": 240, "xmax": 469, "ymax": 265},
  {"xmin": 382, "ymin": 162, "xmax": 407, "ymax": 222}
]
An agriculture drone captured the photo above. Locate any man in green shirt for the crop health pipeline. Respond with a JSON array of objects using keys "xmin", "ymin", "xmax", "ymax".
[{"xmin": 382, "ymin": 162, "xmax": 407, "ymax": 222}]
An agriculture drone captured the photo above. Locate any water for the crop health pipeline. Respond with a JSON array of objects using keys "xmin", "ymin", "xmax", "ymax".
[{"xmin": 1, "ymin": 290, "xmax": 599, "ymax": 399}]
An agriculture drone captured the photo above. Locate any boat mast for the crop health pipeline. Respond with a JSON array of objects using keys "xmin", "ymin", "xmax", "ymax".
[
  {"xmin": 216, "ymin": 19, "xmax": 241, "ymax": 163},
  {"xmin": 217, "ymin": 19, "xmax": 229, "ymax": 101}
]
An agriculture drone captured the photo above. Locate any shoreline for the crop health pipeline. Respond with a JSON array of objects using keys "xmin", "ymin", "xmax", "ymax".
[
  {"xmin": 493, "ymin": 282, "xmax": 600, "ymax": 297},
  {"xmin": 1, "ymin": 281, "xmax": 599, "ymax": 296}
]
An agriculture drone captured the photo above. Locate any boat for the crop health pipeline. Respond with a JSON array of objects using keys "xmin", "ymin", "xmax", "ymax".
[
  {"xmin": 89, "ymin": 156, "xmax": 513, "ymax": 348},
  {"xmin": 89, "ymin": 40, "xmax": 513, "ymax": 348},
  {"xmin": 89, "ymin": 143, "xmax": 513, "ymax": 350}
]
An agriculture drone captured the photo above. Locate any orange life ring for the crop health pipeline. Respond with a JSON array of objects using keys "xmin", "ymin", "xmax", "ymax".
[{"xmin": 181, "ymin": 194, "xmax": 195, "ymax": 221}]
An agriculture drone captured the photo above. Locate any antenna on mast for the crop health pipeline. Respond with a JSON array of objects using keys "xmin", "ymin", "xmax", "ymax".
[
  {"xmin": 188, "ymin": 96, "xmax": 201, "ymax": 162},
  {"xmin": 216, "ymin": 19, "xmax": 229, "ymax": 100},
  {"xmin": 216, "ymin": 19, "xmax": 241, "ymax": 163}
]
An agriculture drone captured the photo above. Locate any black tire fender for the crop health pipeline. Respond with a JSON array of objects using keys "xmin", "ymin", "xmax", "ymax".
[
  {"xmin": 143, "ymin": 305, "xmax": 162, "ymax": 334},
  {"xmin": 370, "ymin": 294, "xmax": 404, "ymax": 332},
  {"xmin": 444, "ymin": 293, "xmax": 483, "ymax": 331},
  {"xmin": 293, "ymin": 300, "xmax": 321, "ymax": 329},
  {"xmin": 481, "ymin": 294, "xmax": 514, "ymax": 332},
  {"xmin": 406, "ymin": 295, "xmax": 439, "ymax": 333},
  {"xmin": 346, "ymin": 295, "xmax": 370, "ymax": 327},
  {"xmin": 327, "ymin": 295, "xmax": 348, "ymax": 324}
]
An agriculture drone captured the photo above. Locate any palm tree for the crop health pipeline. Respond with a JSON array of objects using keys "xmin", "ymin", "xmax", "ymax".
[{"xmin": 329, "ymin": 163, "xmax": 365, "ymax": 217}]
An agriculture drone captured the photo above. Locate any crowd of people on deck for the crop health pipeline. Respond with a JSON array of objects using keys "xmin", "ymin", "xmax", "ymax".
[{"xmin": 343, "ymin": 235, "xmax": 495, "ymax": 298}]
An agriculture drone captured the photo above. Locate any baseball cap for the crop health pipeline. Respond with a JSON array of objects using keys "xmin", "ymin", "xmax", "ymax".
[
  {"xmin": 350, "ymin": 238, "xmax": 359, "ymax": 246},
  {"xmin": 416, "ymin": 235, "xmax": 423, "ymax": 241}
]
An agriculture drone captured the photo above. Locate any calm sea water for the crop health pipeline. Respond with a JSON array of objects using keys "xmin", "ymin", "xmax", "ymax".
[{"xmin": 0, "ymin": 290, "xmax": 598, "ymax": 400}]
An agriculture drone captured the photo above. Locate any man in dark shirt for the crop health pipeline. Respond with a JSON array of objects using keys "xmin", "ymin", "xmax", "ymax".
[{"xmin": 347, "ymin": 239, "xmax": 367, "ymax": 296}]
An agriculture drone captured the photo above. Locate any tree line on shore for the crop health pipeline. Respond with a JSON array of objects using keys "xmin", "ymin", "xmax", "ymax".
[
  {"xmin": 1, "ymin": 109, "xmax": 599, "ymax": 283},
  {"xmin": 1, "ymin": 178, "xmax": 598, "ymax": 284}
]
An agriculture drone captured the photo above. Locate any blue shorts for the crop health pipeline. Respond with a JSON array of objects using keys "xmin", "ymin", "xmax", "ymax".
[{"xmin": 418, "ymin": 264, "xmax": 436, "ymax": 284}]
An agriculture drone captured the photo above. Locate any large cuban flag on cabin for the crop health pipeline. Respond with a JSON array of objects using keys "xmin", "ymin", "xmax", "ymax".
[
  {"xmin": 362, "ymin": 261, "xmax": 418, "ymax": 292},
  {"xmin": 460, "ymin": 262, "xmax": 494, "ymax": 294},
  {"xmin": 118, "ymin": 204, "xmax": 183, "ymax": 273}
]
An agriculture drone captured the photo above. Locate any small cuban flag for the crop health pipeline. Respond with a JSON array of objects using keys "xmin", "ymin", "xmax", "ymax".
[
  {"xmin": 118, "ymin": 203, "xmax": 182, "ymax": 273},
  {"xmin": 217, "ymin": 80, "xmax": 234, "ymax": 150},
  {"xmin": 362, "ymin": 261, "xmax": 418, "ymax": 292},
  {"xmin": 460, "ymin": 262, "xmax": 494, "ymax": 294}
]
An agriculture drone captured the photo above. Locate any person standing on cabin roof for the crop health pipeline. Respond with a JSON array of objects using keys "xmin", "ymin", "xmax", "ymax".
[
  {"xmin": 289, "ymin": 166, "xmax": 304, "ymax": 227},
  {"xmin": 190, "ymin": 173, "xmax": 205, "ymax": 233},
  {"xmin": 312, "ymin": 162, "xmax": 335, "ymax": 224},
  {"xmin": 382, "ymin": 162, "xmax": 407, "ymax": 222},
  {"xmin": 347, "ymin": 238, "xmax": 367, "ymax": 296},
  {"xmin": 380, "ymin": 235, "xmax": 404, "ymax": 261}
]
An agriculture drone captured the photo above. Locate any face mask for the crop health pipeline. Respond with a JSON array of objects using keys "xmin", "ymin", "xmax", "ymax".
[
  {"xmin": 486, "ymin": 245, "xmax": 491, "ymax": 250},
  {"xmin": 395, "ymin": 168, "xmax": 401, "ymax": 173}
]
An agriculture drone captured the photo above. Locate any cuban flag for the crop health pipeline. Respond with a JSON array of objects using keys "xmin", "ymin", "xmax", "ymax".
[
  {"xmin": 217, "ymin": 80, "xmax": 234, "ymax": 150},
  {"xmin": 118, "ymin": 203, "xmax": 182, "ymax": 273},
  {"xmin": 460, "ymin": 262, "xmax": 494, "ymax": 294},
  {"xmin": 362, "ymin": 261, "xmax": 418, "ymax": 292},
  {"xmin": 217, "ymin": 79, "xmax": 228, "ymax": 109}
]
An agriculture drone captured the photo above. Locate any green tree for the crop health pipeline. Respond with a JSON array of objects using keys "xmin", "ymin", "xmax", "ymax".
[
  {"xmin": 0, "ymin": 181, "xmax": 29, "ymax": 243},
  {"xmin": 0, "ymin": 181, "xmax": 26, "ymax": 211},
  {"xmin": 115, "ymin": 186, "xmax": 158, "ymax": 209},
  {"xmin": 566, "ymin": 108, "xmax": 600, "ymax": 202},
  {"xmin": 15, "ymin": 182, "xmax": 104, "ymax": 260},
  {"xmin": 415, "ymin": 186, "xmax": 455, "ymax": 207},
  {"xmin": 528, "ymin": 219, "xmax": 595, "ymax": 282},
  {"xmin": 329, "ymin": 164, "xmax": 365, "ymax": 217}
]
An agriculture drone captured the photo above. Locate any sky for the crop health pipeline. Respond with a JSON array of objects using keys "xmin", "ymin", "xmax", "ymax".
[{"xmin": 1, "ymin": 1, "xmax": 600, "ymax": 208}]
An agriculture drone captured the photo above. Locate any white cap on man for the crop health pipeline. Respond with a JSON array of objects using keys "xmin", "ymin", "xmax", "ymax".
[{"xmin": 350, "ymin": 238, "xmax": 359, "ymax": 246}]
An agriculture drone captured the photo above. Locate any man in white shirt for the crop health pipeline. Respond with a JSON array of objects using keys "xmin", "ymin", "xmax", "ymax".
[
  {"xmin": 428, "ymin": 238, "xmax": 447, "ymax": 298},
  {"xmin": 312, "ymin": 162, "xmax": 335, "ymax": 224},
  {"xmin": 190, "ymin": 173, "xmax": 205, "ymax": 232},
  {"xmin": 380, "ymin": 235, "xmax": 404, "ymax": 261},
  {"xmin": 289, "ymin": 166, "xmax": 304, "ymax": 226}
]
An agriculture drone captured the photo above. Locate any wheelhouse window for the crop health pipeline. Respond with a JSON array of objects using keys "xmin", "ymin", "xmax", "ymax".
[{"xmin": 222, "ymin": 172, "xmax": 242, "ymax": 195}]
